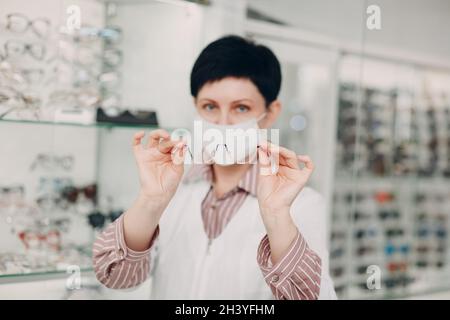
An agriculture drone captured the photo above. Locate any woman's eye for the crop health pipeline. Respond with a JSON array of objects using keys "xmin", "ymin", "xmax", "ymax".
[
  {"xmin": 203, "ymin": 104, "xmax": 216, "ymax": 111},
  {"xmin": 236, "ymin": 105, "xmax": 249, "ymax": 113}
]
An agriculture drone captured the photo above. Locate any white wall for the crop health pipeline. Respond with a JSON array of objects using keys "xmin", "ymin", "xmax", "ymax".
[{"xmin": 248, "ymin": 0, "xmax": 450, "ymax": 62}]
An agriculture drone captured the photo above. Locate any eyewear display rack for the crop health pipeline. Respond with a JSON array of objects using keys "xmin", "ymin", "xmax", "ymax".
[
  {"xmin": 330, "ymin": 54, "xmax": 450, "ymax": 299},
  {"xmin": 0, "ymin": 1, "xmax": 141, "ymax": 286},
  {"xmin": 0, "ymin": 118, "xmax": 161, "ymax": 285}
]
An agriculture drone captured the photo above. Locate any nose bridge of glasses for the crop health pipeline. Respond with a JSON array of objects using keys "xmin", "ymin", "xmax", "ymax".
[{"xmin": 212, "ymin": 143, "xmax": 230, "ymax": 155}]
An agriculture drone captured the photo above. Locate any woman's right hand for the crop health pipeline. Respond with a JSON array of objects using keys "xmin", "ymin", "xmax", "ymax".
[{"xmin": 132, "ymin": 129, "xmax": 187, "ymax": 210}]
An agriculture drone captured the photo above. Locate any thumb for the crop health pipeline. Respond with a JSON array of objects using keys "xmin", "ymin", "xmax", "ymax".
[
  {"xmin": 171, "ymin": 141, "xmax": 187, "ymax": 167},
  {"xmin": 258, "ymin": 147, "xmax": 273, "ymax": 176}
]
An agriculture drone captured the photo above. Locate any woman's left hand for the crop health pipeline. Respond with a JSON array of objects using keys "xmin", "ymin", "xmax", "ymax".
[{"xmin": 256, "ymin": 141, "xmax": 314, "ymax": 216}]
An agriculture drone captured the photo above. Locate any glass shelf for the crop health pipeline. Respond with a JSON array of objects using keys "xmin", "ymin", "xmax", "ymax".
[
  {"xmin": 0, "ymin": 118, "xmax": 162, "ymax": 130},
  {"xmin": 0, "ymin": 266, "xmax": 93, "ymax": 279},
  {"xmin": 0, "ymin": 242, "xmax": 94, "ymax": 281},
  {"xmin": 0, "ymin": 267, "xmax": 94, "ymax": 283},
  {"xmin": 0, "ymin": 116, "xmax": 139, "ymax": 282}
]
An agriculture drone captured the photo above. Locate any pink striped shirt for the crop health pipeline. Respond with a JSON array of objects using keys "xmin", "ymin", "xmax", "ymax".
[{"xmin": 93, "ymin": 164, "xmax": 322, "ymax": 299}]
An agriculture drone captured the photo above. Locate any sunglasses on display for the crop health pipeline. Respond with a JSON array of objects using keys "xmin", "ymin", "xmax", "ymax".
[
  {"xmin": 356, "ymin": 246, "xmax": 376, "ymax": 256},
  {"xmin": 61, "ymin": 184, "xmax": 97, "ymax": 204},
  {"xmin": 385, "ymin": 228, "xmax": 404, "ymax": 238},
  {"xmin": 48, "ymin": 88, "xmax": 101, "ymax": 109},
  {"xmin": 354, "ymin": 228, "xmax": 377, "ymax": 239},
  {"xmin": 383, "ymin": 275, "xmax": 414, "ymax": 289},
  {"xmin": 87, "ymin": 209, "xmax": 123, "ymax": 230},
  {"xmin": 66, "ymin": 25, "xmax": 122, "ymax": 44},
  {"xmin": 378, "ymin": 210, "xmax": 400, "ymax": 220},
  {"xmin": 386, "ymin": 262, "xmax": 408, "ymax": 273},
  {"xmin": 374, "ymin": 191, "xmax": 395, "ymax": 204},
  {"xmin": 415, "ymin": 260, "xmax": 446, "ymax": 269},
  {"xmin": 0, "ymin": 86, "xmax": 41, "ymax": 119},
  {"xmin": 414, "ymin": 213, "xmax": 432, "ymax": 222},
  {"xmin": 331, "ymin": 266, "xmax": 345, "ymax": 278},
  {"xmin": 5, "ymin": 13, "xmax": 51, "ymax": 38},
  {"xmin": 0, "ymin": 184, "xmax": 25, "ymax": 197},
  {"xmin": 356, "ymin": 265, "xmax": 375, "ymax": 275},
  {"xmin": 36, "ymin": 193, "xmax": 74, "ymax": 212},
  {"xmin": 36, "ymin": 177, "xmax": 73, "ymax": 197},
  {"xmin": 384, "ymin": 243, "xmax": 410, "ymax": 256},
  {"xmin": 18, "ymin": 229, "xmax": 61, "ymax": 251},
  {"xmin": 344, "ymin": 193, "xmax": 366, "ymax": 204},
  {"xmin": 331, "ymin": 247, "xmax": 345, "ymax": 259},
  {"xmin": 0, "ymin": 59, "xmax": 45, "ymax": 90},
  {"xmin": 0, "ymin": 185, "xmax": 26, "ymax": 211},
  {"xmin": 29, "ymin": 153, "xmax": 74, "ymax": 172},
  {"xmin": 416, "ymin": 227, "xmax": 447, "ymax": 239},
  {"xmin": 52, "ymin": 39, "xmax": 122, "ymax": 68},
  {"xmin": 351, "ymin": 211, "xmax": 372, "ymax": 222},
  {"xmin": 3, "ymin": 40, "xmax": 46, "ymax": 61}
]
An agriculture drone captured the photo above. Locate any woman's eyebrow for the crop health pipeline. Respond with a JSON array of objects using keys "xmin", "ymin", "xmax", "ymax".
[
  {"xmin": 232, "ymin": 99, "xmax": 254, "ymax": 103},
  {"xmin": 198, "ymin": 98, "xmax": 253, "ymax": 103},
  {"xmin": 198, "ymin": 98, "xmax": 217, "ymax": 103}
]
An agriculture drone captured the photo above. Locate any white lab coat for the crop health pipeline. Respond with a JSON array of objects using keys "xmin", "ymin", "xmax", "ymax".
[{"xmin": 148, "ymin": 174, "xmax": 337, "ymax": 299}]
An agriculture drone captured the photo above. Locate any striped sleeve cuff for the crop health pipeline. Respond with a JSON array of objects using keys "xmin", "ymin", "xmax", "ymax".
[
  {"xmin": 257, "ymin": 230, "xmax": 322, "ymax": 300},
  {"xmin": 93, "ymin": 215, "xmax": 160, "ymax": 289},
  {"xmin": 114, "ymin": 214, "xmax": 160, "ymax": 262}
]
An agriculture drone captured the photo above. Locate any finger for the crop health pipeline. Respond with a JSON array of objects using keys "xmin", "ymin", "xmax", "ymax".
[
  {"xmin": 171, "ymin": 141, "xmax": 187, "ymax": 166},
  {"xmin": 133, "ymin": 130, "xmax": 145, "ymax": 150},
  {"xmin": 258, "ymin": 141, "xmax": 280, "ymax": 174},
  {"xmin": 297, "ymin": 155, "xmax": 314, "ymax": 171},
  {"xmin": 257, "ymin": 147, "xmax": 271, "ymax": 166},
  {"xmin": 262, "ymin": 141, "xmax": 299, "ymax": 170},
  {"xmin": 147, "ymin": 129, "xmax": 170, "ymax": 148},
  {"xmin": 258, "ymin": 140, "xmax": 271, "ymax": 153},
  {"xmin": 277, "ymin": 147, "xmax": 299, "ymax": 170},
  {"xmin": 158, "ymin": 139, "xmax": 177, "ymax": 154},
  {"xmin": 257, "ymin": 148, "xmax": 273, "ymax": 176}
]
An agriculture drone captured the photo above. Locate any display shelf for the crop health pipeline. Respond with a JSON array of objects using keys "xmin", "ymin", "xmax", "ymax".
[
  {"xmin": 0, "ymin": 266, "xmax": 93, "ymax": 281},
  {"xmin": 0, "ymin": 118, "xmax": 162, "ymax": 130},
  {"xmin": 0, "ymin": 267, "xmax": 94, "ymax": 285},
  {"xmin": 0, "ymin": 112, "xmax": 173, "ymax": 284},
  {"xmin": 0, "ymin": 117, "xmax": 146, "ymax": 283},
  {"xmin": 0, "ymin": 239, "xmax": 95, "ymax": 282},
  {"xmin": 330, "ymin": 54, "xmax": 450, "ymax": 300}
]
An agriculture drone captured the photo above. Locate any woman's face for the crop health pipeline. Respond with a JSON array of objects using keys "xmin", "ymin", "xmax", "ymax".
[{"xmin": 194, "ymin": 77, "xmax": 281, "ymax": 129}]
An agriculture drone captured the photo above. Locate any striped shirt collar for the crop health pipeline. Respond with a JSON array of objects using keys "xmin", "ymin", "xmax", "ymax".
[{"xmin": 184, "ymin": 164, "xmax": 258, "ymax": 197}]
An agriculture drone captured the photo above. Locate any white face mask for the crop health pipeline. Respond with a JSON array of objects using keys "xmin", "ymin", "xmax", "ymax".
[{"xmin": 196, "ymin": 113, "xmax": 267, "ymax": 166}]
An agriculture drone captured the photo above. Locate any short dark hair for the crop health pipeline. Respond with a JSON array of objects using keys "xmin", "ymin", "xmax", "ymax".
[{"xmin": 190, "ymin": 35, "xmax": 282, "ymax": 105}]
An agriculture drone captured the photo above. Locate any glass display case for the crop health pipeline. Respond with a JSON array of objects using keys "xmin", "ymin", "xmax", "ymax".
[
  {"xmin": 330, "ymin": 54, "xmax": 450, "ymax": 299},
  {"xmin": 0, "ymin": 119, "xmax": 161, "ymax": 281},
  {"xmin": 0, "ymin": 0, "xmax": 164, "ymax": 282}
]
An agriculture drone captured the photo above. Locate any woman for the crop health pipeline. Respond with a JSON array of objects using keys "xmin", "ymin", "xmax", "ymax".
[{"xmin": 93, "ymin": 35, "xmax": 336, "ymax": 300}]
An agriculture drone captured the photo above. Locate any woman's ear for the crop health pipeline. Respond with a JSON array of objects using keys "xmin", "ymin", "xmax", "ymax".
[{"xmin": 260, "ymin": 100, "xmax": 281, "ymax": 128}]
